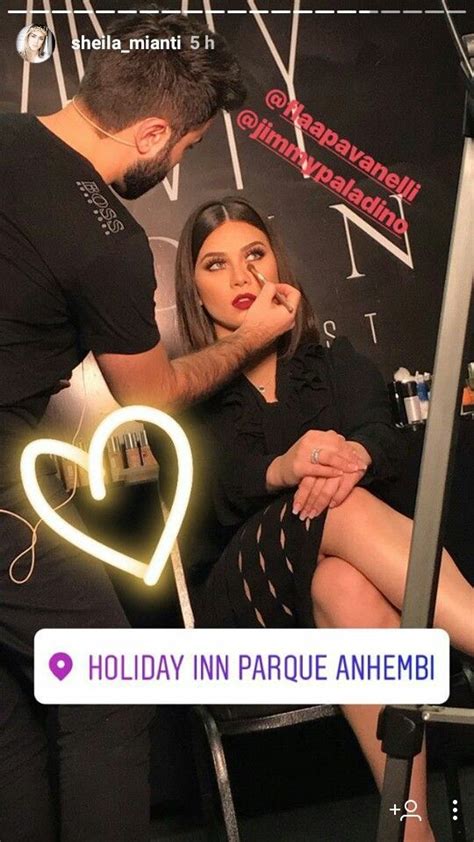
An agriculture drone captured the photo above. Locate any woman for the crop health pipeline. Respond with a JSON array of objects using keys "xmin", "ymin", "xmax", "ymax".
[
  {"xmin": 159, "ymin": 196, "xmax": 473, "ymax": 842},
  {"xmin": 19, "ymin": 24, "xmax": 49, "ymax": 63}
]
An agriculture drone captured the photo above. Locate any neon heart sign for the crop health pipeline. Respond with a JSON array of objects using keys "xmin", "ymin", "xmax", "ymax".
[{"xmin": 20, "ymin": 406, "xmax": 193, "ymax": 587}]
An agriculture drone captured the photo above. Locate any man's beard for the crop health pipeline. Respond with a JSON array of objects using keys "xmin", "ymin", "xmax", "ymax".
[{"xmin": 112, "ymin": 145, "xmax": 172, "ymax": 200}]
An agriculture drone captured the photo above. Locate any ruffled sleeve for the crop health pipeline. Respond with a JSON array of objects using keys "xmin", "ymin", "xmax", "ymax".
[
  {"xmin": 327, "ymin": 337, "xmax": 405, "ymax": 482},
  {"xmin": 197, "ymin": 385, "xmax": 280, "ymax": 524}
]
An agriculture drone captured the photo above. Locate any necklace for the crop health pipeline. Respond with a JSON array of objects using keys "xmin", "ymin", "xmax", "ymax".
[
  {"xmin": 254, "ymin": 379, "xmax": 278, "ymax": 403},
  {"xmin": 71, "ymin": 96, "xmax": 136, "ymax": 148},
  {"xmin": 246, "ymin": 354, "xmax": 277, "ymax": 397},
  {"xmin": 247, "ymin": 374, "xmax": 274, "ymax": 394}
]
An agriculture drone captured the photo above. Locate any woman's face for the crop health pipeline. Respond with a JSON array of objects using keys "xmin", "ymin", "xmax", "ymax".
[
  {"xmin": 194, "ymin": 220, "xmax": 280, "ymax": 338},
  {"xmin": 27, "ymin": 29, "xmax": 46, "ymax": 53}
]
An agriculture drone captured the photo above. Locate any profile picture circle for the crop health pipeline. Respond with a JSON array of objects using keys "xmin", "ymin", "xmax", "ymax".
[{"xmin": 16, "ymin": 24, "xmax": 55, "ymax": 64}]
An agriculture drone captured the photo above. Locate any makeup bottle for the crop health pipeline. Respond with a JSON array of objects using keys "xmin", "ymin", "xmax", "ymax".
[
  {"xmin": 124, "ymin": 432, "xmax": 141, "ymax": 468},
  {"xmin": 462, "ymin": 362, "xmax": 474, "ymax": 412},
  {"xmin": 423, "ymin": 372, "xmax": 432, "ymax": 400},
  {"xmin": 52, "ymin": 454, "xmax": 71, "ymax": 492},
  {"xmin": 106, "ymin": 435, "xmax": 124, "ymax": 482},
  {"xmin": 468, "ymin": 362, "xmax": 474, "ymax": 390},
  {"xmin": 401, "ymin": 381, "xmax": 423, "ymax": 424},
  {"xmin": 50, "ymin": 454, "xmax": 62, "ymax": 482},
  {"xmin": 138, "ymin": 429, "xmax": 157, "ymax": 466},
  {"xmin": 388, "ymin": 381, "xmax": 408, "ymax": 425},
  {"xmin": 415, "ymin": 374, "xmax": 429, "ymax": 420},
  {"xmin": 60, "ymin": 458, "xmax": 76, "ymax": 492},
  {"xmin": 60, "ymin": 453, "xmax": 81, "ymax": 491}
]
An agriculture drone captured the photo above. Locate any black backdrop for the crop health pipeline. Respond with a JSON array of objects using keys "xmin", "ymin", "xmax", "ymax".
[{"xmin": 1, "ymin": 0, "xmax": 473, "ymax": 384}]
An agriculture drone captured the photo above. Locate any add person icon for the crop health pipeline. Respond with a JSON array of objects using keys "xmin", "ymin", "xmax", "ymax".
[
  {"xmin": 400, "ymin": 799, "xmax": 422, "ymax": 822},
  {"xmin": 16, "ymin": 24, "xmax": 55, "ymax": 64}
]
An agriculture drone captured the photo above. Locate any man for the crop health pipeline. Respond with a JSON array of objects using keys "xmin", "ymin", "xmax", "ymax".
[{"xmin": 0, "ymin": 12, "xmax": 300, "ymax": 842}]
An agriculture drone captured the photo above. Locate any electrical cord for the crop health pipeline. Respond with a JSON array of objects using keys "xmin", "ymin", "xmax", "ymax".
[{"xmin": 0, "ymin": 364, "xmax": 87, "ymax": 585}]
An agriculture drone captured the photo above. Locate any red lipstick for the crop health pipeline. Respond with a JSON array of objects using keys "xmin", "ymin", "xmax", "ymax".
[{"xmin": 232, "ymin": 293, "xmax": 256, "ymax": 310}]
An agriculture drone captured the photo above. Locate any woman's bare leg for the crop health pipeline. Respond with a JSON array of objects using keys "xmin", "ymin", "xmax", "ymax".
[
  {"xmin": 312, "ymin": 556, "xmax": 435, "ymax": 842},
  {"xmin": 319, "ymin": 488, "xmax": 474, "ymax": 656}
]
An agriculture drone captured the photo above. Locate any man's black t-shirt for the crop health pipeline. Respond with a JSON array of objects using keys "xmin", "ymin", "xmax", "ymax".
[{"xmin": 0, "ymin": 113, "xmax": 160, "ymax": 430}]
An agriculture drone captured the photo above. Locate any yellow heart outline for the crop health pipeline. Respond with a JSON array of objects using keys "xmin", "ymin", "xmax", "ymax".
[{"xmin": 20, "ymin": 406, "xmax": 193, "ymax": 587}]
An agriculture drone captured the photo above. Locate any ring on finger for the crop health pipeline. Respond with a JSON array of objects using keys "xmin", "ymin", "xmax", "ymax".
[{"xmin": 310, "ymin": 448, "xmax": 322, "ymax": 464}]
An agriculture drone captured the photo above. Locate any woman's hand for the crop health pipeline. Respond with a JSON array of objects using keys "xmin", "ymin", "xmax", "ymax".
[
  {"xmin": 292, "ymin": 441, "xmax": 372, "ymax": 519},
  {"xmin": 266, "ymin": 430, "xmax": 368, "ymax": 492},
  {"xmin": 292, "ymin": 470, "xmax": 363, "ymax": 519}
]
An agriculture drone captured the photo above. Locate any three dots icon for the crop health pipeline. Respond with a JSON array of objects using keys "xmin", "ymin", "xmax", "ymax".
[{"xmin": 452, "ymin": 799, "xmax": 458, "ymax": 822}]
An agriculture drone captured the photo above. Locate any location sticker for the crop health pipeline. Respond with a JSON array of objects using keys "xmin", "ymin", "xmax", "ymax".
[{"xmin": 49, "ymin": 652, "xmax": 73, "ymax": 681}]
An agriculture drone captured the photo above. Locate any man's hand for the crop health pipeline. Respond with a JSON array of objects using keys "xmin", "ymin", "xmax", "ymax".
[{"xmin": 238, "ymin": 282, "xmax": 301, "ymax": 351}]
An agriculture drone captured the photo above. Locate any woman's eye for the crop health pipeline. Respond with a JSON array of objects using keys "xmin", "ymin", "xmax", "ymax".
[
  {"xmin": 204, "ymin": 259, "xmax": 225, "ymax": 271},
  {"xmin": 246, "ymin": 248, "xmax": 265, "ymax": 262}
]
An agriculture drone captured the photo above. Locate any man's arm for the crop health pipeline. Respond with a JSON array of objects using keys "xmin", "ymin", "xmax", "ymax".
[{"xmin": 96, "ymin": 282, "xmax": 300, "ymax": 412}]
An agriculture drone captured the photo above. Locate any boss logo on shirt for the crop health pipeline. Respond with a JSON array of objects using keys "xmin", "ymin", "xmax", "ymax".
[{"xmin": 76, "ymin": 181, "xmax": 125, "ymax": 235}]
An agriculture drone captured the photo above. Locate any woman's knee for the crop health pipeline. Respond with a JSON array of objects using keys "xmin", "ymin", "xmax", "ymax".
[
  {"xmin": 311, "ymin": 555, "xmax": 398, "ymax": 628},
  {"xmin": 334, "ymin": 485, "xmax": 373, "ymax": 514},
  {"xmin": 311, "ymin": 556, "xmax": 360, "ymax": 619},
  {"xmin": 320, "ymin": 486, "xmax": 398, "ymax": 560}
]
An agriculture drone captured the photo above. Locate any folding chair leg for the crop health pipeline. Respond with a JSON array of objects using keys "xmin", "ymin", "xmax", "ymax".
[
  {"xmin": 192, "ymin": 706, "xmax": 241, "ymax": 842},
  {"xmin": 189, "ymin": 709, "xmax": 222, "ymax": 841}
]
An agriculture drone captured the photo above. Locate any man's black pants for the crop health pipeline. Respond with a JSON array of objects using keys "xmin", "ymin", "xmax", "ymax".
[{"xmin": 0, "ymin": 465, "xmax": 154, "ymax": 842}]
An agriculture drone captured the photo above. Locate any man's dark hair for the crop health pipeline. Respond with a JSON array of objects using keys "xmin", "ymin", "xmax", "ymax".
[{"xmin": 77, "ymin": 13, "xmax": 246, "ymax": 140}]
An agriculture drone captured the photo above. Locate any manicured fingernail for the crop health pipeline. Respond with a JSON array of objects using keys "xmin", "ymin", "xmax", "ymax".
[
  {"xmin": 299, "ymin": 512, "xmax": 307, "ymax": 521},
  {"xmin": 293, "ymin": 505, "xmax": 301, "ymax": 515}
]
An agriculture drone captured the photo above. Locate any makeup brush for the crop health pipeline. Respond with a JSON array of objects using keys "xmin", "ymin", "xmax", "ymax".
[{"xmin": 247, "ymin": 263, "xmax": 294, "ymax": 314}]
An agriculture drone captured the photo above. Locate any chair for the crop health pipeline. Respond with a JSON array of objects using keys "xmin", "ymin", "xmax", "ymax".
[
  {"xmin": 162, "ymin": 499, "xmax": 341, "ymax": 842},
  {"xmin": 163, "ymin": 495, "xmax": 474, "ymax": 842}
]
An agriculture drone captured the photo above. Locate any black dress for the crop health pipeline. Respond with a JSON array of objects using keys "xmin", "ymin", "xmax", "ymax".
[{"xmin": 152, "ymin": 338, "xmax": 403, "ymax": 629}]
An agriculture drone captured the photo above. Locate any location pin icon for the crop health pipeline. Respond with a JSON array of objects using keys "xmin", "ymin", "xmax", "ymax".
[{"xmin": 49, "ymin": 652, "xmax": 73, "ymax": 681}]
